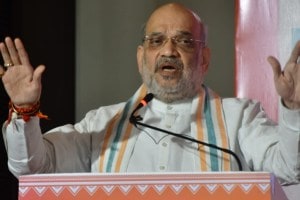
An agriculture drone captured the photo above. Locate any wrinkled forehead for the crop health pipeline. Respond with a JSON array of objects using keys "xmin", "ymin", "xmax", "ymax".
[{"xmin": 145, "ymin": 4, "xmax": 202, "ymax": 38}]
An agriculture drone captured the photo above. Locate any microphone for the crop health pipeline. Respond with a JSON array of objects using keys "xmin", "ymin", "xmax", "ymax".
[
  {"xmin": 129, "ymin": 93, "xmax": 154, "ymax": 124},
  {"xmin": 129, "ymin": 93, "xmax": 243, "ymax": 171}
]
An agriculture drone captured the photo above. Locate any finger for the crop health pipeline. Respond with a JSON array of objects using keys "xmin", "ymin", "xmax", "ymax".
[
  {"xmin": 5, "ymin": 37, "xmax": 21, "ymax": 65},
  {"xmin": 32, "ymin": 65, "xmax": 46, "ymax": 83},
  {"xmin": 288, "ymin": 40, "xmax": 300, "ymax": 63},
  {"xmin": 14, "ymin": 38, "xmax": 31, "ymax": 66},
  {"xmin": 0, "ymin": 41, "xmax": 13, "ymax": 65},
  {"xmin": 267, "ymin": 56, "xmax": 282, "ymax": 80}
]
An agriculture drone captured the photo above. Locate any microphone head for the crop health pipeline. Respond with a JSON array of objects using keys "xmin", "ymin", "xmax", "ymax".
[
  {"xmin": 144, "ymin": 93, "xmax": 154, "ymax": 103},
  {"xmin": 140, "ymin": 93, "xmax": 154, "ymax": 107},
  {"xmin": 130, "ymin": 93, "xmax": 154, "ymax": 124}
]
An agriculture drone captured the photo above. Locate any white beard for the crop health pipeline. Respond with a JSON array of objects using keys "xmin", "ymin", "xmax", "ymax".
[{"xmin": 140, "ymin": 57, "xmax": 204, "ymax": 103}]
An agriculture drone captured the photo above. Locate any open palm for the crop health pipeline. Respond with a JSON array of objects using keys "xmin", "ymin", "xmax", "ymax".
[
  {"xmin": 268, "ymin": 41, "xmax": 300, "ymax": 109},
  {"xmin": 0, "ymin": 37, "xmax": 45, "ymax": 107}
]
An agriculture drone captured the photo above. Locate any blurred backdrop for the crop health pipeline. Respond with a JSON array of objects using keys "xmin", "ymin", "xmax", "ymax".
[{"xmin": 0, "ymin": 0, "xmax": 234, "ymax": 199}]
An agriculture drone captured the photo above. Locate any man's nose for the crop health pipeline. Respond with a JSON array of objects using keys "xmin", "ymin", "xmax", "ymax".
[{"xmin": 160, "ymin": 38, "xmax": 180, "ymax": 57}]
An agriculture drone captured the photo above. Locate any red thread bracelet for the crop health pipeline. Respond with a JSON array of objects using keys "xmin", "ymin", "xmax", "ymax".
[{"xmin": 7, "ymin": 101, "xmax": 48, "ymax": 123}]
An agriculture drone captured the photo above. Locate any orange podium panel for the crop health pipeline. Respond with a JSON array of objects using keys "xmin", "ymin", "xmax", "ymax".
[{"xmin": 18, "ymin": 172, "xmax": 287, "ymax": 200}]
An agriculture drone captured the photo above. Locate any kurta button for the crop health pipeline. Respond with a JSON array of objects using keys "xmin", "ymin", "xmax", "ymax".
[
  {"xmin": 162, "ymin": 142, "xmax": 168, "ymax": 147},
  {"xmin": 165, "ymin": 124, "xmax": 171, "ymax": 128}
]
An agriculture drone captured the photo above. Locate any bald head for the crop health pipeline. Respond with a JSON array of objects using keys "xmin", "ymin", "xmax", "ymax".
[{"xmin": 144, "ymin": 3, "xmax": 206, "ymax": 43}]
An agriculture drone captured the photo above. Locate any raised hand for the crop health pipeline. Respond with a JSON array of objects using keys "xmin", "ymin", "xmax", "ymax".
[
  {"xmin": 268, "ymin": 40, "xmax": 300, "ymax": 109},
  {"xmin": 0, "ymin": 37, "xmax": 45, "ymax": 107}
]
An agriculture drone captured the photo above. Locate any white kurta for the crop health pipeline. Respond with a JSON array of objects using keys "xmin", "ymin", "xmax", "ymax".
[{"xmin": 2, "ymin": 97, "xmax": 300, "ymax": 184}]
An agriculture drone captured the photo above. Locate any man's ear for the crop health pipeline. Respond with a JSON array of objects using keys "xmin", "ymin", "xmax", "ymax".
[
  {"xmin": 201, "ymin": 47, "xmax": 211, "ymax": 73},
  {"xmin": 137, "ymin": 45, "xmax": 144, "ymax": 74}
]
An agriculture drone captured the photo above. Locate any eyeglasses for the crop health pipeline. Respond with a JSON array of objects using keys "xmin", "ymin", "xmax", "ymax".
[{"xmin": 142, "ymin": 34, "xmax": 205, "ymax": 52}]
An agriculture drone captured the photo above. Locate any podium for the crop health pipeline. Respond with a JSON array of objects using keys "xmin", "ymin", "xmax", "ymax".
[{"xmin": 18, "ymin": 172, "xmax": 288, "ymax": 200}]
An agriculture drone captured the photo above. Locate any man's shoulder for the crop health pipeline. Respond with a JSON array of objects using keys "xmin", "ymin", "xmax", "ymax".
[
  {"xmin": 86, "ymin": 102, "xmax": 127, "ymax": 118},
  {"xmin": 221, "ymin": 97, "xmax": 261, "ymax": 111},
  {"xmin": 222, "ymin": 97, "xmax": 258, "ymax": 104}
]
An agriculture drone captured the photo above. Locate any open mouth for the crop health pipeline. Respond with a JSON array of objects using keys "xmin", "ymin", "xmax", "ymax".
[
  {"xmin": 157, "ymin": 64, "xmax": 182, "ymax": 79},
  {"xmin": 157, "ymin": 62, "xmax": 183, "ymax": 72},
  {"xmin": 155, "ymin": 57, "xmax": 183, "ymax": 76},
  {"xmin": 161, "ymin": 65, "xmax": 177, "ymax": 72}
]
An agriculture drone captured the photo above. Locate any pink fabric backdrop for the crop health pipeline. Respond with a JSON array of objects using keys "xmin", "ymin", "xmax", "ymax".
[{"xmin": 235, "ymin": 0, "xmax": 278, "ymax": 121}]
